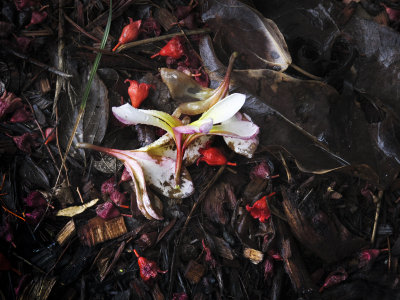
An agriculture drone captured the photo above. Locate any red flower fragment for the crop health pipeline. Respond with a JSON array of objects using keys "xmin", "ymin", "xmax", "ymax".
[
  {"xmin": 246, "ymin": 192, "xmax": 276, "ymax": 223},
  {"xmin": 113, "ymin": 18, "xmax": 142, "ymax": 52},
  {"xmin": 151, "ymin": 36, "xmax": 185, "ymax": 59},
  {"xmin": 124, "ymin": 79, "xmax": 154, "ymax": 108},
  {"xmin": 319, "ymin": 267, "xmax": 348, "ymax": 293},
  {"xmin": 44, "ymin": 127, "xmax": 56, "ymax": 145},
  {"xmin": 197, "ymin": 144, "xmax": 236, "ymax": 167},
  {"xmin": 134, "ymin": 249, "xmax": 167, "ymax": 282}
]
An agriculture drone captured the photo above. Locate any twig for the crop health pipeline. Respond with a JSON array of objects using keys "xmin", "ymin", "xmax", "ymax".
[
  {"xmin": 64, "ymin": 15, "xmax": 101, "ymax": 42},
  {"xmin": 371, "ymin": 190, "xmax": 384, "ymax": 245},
  {"xmin": 53, "ymin": 0, "xmax": 66, "ymax": 113},
  {"xmin": 6, "ymin": 48, "xmax": 72, "ymax": 78},
  {"xmin": 116, "ymin": 28, "xmax": 212, "ymax": 52},
  {"xmin": 12, "ymin": 252, "xmax": 46, "ymax": 274},
  {"xmin": 290, "ymin": 63, "xmax": 323, "ymax": 81}
]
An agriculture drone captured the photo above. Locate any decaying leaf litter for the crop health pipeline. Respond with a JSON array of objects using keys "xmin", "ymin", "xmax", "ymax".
[{"xmin": 1, "ymin": 0, "xmax": 400, "ymax": 298}]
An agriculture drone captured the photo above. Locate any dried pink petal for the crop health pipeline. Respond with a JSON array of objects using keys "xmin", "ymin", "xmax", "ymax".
[
  {"xmin": 12, "ymin": 132, "xmax": 38, "ymax": 153},
  {"xmin": 264, "ymin": 256, "xmax": 274, "ymax": 281},
  {"xmin": 96, "ymin": 201, "xmax": 120, "ymax": 220},
  {"xmin": 250, "ymin": 160, "xmax": 272, "ymax": 180},
  {"xmin": 110, "ymin": 190, "xmax": 126, "ymax": 206},
  {"xmin": 202, "ymin": 239, "xmax": 216, "ymax": 268},
  {"xmin": 25, "ymin": 208, "xmax": 45, "ymax": 225},
  {"xmin": 0, "ymin": 91, "xmax": 23, "ymax": 119},
  {"xmin": 101, "ymin": 177, "xmax": 116, "ymax": 196},
  {"xmin": 10, "ymin": 106, "xmax": 31, "ymax": 123},
  {"xmin": 23, "ymin": 191, "xmax": 47, "ymax": 208},
  {"xmin": 358, "ymin": 249, "xmax": 382, "ymax": 268}
]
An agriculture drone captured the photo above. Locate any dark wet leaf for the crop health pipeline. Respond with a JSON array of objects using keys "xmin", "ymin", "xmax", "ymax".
[
  {"xmin": 201, "ymin": 0, "xmax": 291, "ymax": 70},
  {"xmin": 59, "ymin": 59, "xmax": 109, "ymax": 159},
  {"xmin": 19, "ymin": 156, "xmax": 50, "ymax": 189},
  {"xmin": 199, "ymin": 35, "xmax": 398, "ymax": 186}
]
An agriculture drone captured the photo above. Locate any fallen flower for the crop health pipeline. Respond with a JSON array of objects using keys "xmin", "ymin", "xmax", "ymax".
[
  {"xmin": 125, "ymin": 79, "xmax": 154, "ymax": 108},
  {"xmin": 110, "ymin": 190, "xmax": 126, "ymax": 206},
  {"xmin": 134, "ymin": 249, "xmax": 167, "ymax": 282},
  {"xmin": 101, "ymin": 177, "xmax": 116, "ymax": 196},
  {"xmin": 246, "ymin": 192, "xmax": 276, "ymax": 223},
  {"xmin": 112, "ymin": 18, "xmax": 141, "ymax": 52},
  {"xmin": 151, "ymin": 36, "xmax": 185, "ymax": 59},
  {"xmin": 197, "ymin": 144, "xmax": 236, "ymax": 166},
  {"xmin": 113, "ymin": 93, "xmax": 258, "ymax": 184},
  {"xmin": 140, "ymin": 17, "xmax": 161, "ymax": 38},
  {"xmin": 77, "ymin": 143, "xmax": 194, "ymax": 220}
]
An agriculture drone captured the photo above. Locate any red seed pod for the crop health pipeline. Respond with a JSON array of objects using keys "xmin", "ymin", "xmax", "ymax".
[
  {"xmin": 197, "ymin": 146, "xmax": 236, "ymax": 166},
  {"xmin": 151, "ymin": 36, "xmax": 185, "ymax": 59},
  {"xmin": 25, "ymin": 11, "xmax": 48, "ymax": 28},
  {"xmin": 134, "ymin": 249, "xmax": 167, "ymax": 282},
  {"xmin": 112, "ymin": 18, "xmax": 142, "ymax": 52},
  {"xmin": 124, "ymin": 79, "xmax": 154, "ymax": 108},
  {"xmin": 246, "ymin": 192, "xmax": 276, "ymax": 223},
  {"xmin": 44, "ymin": 127, "xmax": 56, "ymax": 145}
]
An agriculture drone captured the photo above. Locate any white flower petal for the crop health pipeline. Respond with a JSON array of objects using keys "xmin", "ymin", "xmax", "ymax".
[
  {"xmin": 112, "ymin": 104, "xmax": 172, "ymax": 134},
  {"xmin": 199, "ymin": 93, "xmax": 246, "ymax": 124}
]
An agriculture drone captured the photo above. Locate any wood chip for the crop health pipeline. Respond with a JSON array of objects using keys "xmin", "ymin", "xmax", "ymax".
[
  {"xmin": 78, "ymin": 216, "xmax": 127, "ymax": 246},
  {"xmin": 184, "ymin": 260, "xmax": 205, "ymax": 284},
  {"xmin": 40, "ymin": 77, "xmax": 51, "ymax": 94},
  {"xmin": 56, "ymin": 219, "xmax": 76, "ymax": 246},
  {"xmin": 243, "ymin": 247, "xmax": 264, "ymax": 265}
]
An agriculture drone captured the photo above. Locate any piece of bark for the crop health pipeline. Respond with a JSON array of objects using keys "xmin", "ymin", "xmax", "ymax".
[
  {"xmin": 275, "ymin": 217, "xmax": 316, "ymax": 294},
  {"xmin": 56, "ymin": 219, "xmax": 76, "ymax": 246},
  {"xmin": 243, "ymin": 247, "xmax": 264, "ymax": 264},
  {"xmin": 184, "ymin": 260, "xmax": 205, "ymax": 284},
  {"xmin": 281, "ymin": 188, "xmax": 367, "ymax": 263},
  {"xmin": 78, "ymin": 216, "xmax": 127, "ymax": 246},
  {"xmin": 40, "ymin": 77, "xmax": 51, "ymax": 94}
]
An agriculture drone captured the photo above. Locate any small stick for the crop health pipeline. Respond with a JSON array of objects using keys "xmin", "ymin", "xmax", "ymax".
[
  {"xmin": 290, "ymin": 63, "xmax": 323, "ymax": 81},
  {"xmin": 6, "ymin": 49, "xmax": 72, "ymax": 78},
  {"xmin": 371, "ymin": 190, "xmax": 384, "ymax": 245},
  {"xmin": 76, "ymin": 187, "xmax": 84, "ymax": 203},
  {"xmin": 12, "ymin": 252, "xmax": 46, "ymax": 274},
  {"xmin": 64, "ymin": 15, "xmax": 101, "ymax": 42},
  {"xmin": 116, "ymin": 28, "xmax": 211, "ymax": 52}
]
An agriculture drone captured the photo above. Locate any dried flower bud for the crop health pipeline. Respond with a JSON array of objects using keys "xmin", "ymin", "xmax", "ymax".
[
  {"xmin": 319, "ymin": 268, "xmax": 348, "ymax": 292},
  {"xmin": 151, "ymin": 36, "xmax": 185, "ymax": 59},
  {"xmin": 12, "ymin": 132, "xmax": 38, "ymax": 153},
  {"xmin": 246, "ymin": 192, "xmax": 276, "ymax": 223},
  {"xmin": 44, "ymin": 128, "xmax": 56, "ymax": 145},
  {"xmin": 134, "ymin": 249, "xmax": 167, "ymax": 282},
  {"xmin": 124, "ymin": 79, "xmax": 154, "ymax": 108},
  {"xmin": 113, "ymin": 18, "xmax": 142, "ymax": 52},
  {"xmin": 197, "ymin": 144, "xmax": 236, "ymax": 166}
]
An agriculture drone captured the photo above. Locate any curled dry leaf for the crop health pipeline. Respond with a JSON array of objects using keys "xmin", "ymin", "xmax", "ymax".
[{"xmin": 56, "ymin": 199, "xmax": 99, "ymax": 217}]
